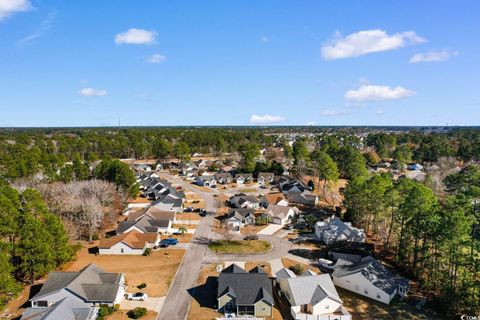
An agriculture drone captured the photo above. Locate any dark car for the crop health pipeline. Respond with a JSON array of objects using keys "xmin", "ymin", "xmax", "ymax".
[
  {"xmin": 244, "ymin": 235, "xmax": 259, "ymax": 241},
  {"xmin": 161, "ymin": 238, "xmax": 178, "ymax": 245},
  {"xmin": 159, "ymin": 243, "xmax": 169, "ymax": 248}
]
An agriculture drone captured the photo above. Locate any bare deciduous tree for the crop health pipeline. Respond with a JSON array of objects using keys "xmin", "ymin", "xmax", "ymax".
[{"xmin": 220, "ymin": 221, "xmax": 235, "ymax": 244}]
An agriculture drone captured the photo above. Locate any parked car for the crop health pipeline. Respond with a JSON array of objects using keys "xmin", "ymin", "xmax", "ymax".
[
  {"xmin": 244, "ymin": 235, "xmax": 258, "ymax": 241},
  {"xmin": 159, "ymin": 243, "xmax": 169, "ymax": 248},
  {"xmin": 125, "ymin": 292, "xmax": 148, "ymax": 301},
  {"xmin": 199, "ymin": 209, "xmax": 207, "ymax": 217},
  {"xmin": 161, "ymin": 238, "xmax": 178, "ymax": 245},
  {"xmin": 317, "ymin": 258, "xmax": 335, "ymax": 271},
  {"xmin": 184, "ymin": 207, "xmax": 193, "ymax": 212}
]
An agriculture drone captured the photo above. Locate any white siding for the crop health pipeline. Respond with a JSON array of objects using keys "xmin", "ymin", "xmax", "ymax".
[
  {"xmin": 99, "ymin": 242, "xmax": 145, "ymax": 255},
  {"xmin": 333, "ymin": 273, "xmax": 394, "ymax": 304}
]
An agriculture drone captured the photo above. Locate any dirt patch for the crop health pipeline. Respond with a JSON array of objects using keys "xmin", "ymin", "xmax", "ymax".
[
  {"xmin": 187, "ymin": 265, "xmax": 222, "ymax": 320},
  {"xmin": 244, "ymin": 261, "xmax": 272, "ymax": 277},
  {"xmin": 240, "ymin": 224, "xmax": 268, "ymax": 235},
  {"xmin": 339, "ymin": 288, "xmax": 438, "ymax": 320},
  {"xmin": 106, "ymin": 309, "xmax": 158, "ymax": 320},
  {"xmin": 208, "ymin": 240, "xmax": 271, "ymax": 254},
  {"xmin": 65, "ymin": 245, "xmax": 185, "ymax": 297},
  {"xmin": 281, "ymin": 257, "xmax": 321, "ymax": 274},
  {"xmin": 176, "ymin": 212, "xmax": 201, "ymax": 221}
]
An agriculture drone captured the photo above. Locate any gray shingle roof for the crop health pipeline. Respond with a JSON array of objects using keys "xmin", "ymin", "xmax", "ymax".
[
  {"xmin": 332, "ymin": 256, "xmax": 405, "ymax": 295},
  {"xmin": 218, "ymin": 265, "xmax": 273, "ymax": 306},
  {"xmin": 32, "ymin": 264, "xmax": 122, "ymax": 303},
  {"xmin": 21, "ymin": 296, "xmax": 97, "ymax": 320},
  {"xmin": 284, "ymin": 273, "xmax": 342, "ymax": 306}
]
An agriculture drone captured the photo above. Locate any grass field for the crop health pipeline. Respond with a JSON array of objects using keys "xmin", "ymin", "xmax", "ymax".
[
  {"xmin": 208, "ymin": 240, "xmax": 271, "ymax": 254},
  {"xmin": 65, "ymin": 244, "xmax": 185, "ymax": 297}
]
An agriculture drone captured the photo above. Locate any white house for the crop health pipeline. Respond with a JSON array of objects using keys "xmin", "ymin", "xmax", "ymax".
[
  {"xmin": 225, "ymin": 208, "xmax": 255, "ymax": 231},
  {"xmin": 235, "ymin": 173, "xmax": 253, "ymax": 184},
  {"xmin": 264, "ymin": 204, "xmax": 295, "ymax": 225},
  {"xmin": 98, "ymin": 230, "xmax": 159, "ymax": 255},
  {"xmin": 332, "ymin": 256, "xmax": 409, "ymax": 305},
  {"xmin": 275, "ymin": 268, "xmax": 351, "ymax": 320},
  {"xmin": 229, "ymin": 193, "xmax": 260, "ymax": 209},
  {"xmin": 257, "ymin": 172, "xmax": 274, "ymax": 185},
  {"xmin": 194, "ymin": 175, "xmax": 217, "ymax": 187},
  {"xmin": 315, "ymin": 215, "xmax": 365, "ymax": 245},
  {"xmin": 117, "ymin": 209, "xmax": 175, "ymax": 235}
]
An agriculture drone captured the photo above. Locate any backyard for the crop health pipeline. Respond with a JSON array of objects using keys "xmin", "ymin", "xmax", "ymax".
[{"xmin": 64, "ymin": 244, "xmax": 185, "ymax": 297}]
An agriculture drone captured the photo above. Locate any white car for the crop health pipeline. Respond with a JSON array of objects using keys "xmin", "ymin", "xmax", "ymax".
[{"xmin": 124, "ymin": 292, "xmax": 148, "ymax": 301}]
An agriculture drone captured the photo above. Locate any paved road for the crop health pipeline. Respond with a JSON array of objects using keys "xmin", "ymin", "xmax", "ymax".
[
  {"xmin": 156, "ymin": 173, "xmax": 292, "ymax": 320},
  {"xmin": 157, "ymin": 173, "xmax": 217, "ymax": 320}
]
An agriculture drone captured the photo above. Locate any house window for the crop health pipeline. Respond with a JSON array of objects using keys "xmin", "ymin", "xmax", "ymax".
[
  {"xmin": 364, "ymin": 289, "xmax": 368, "ymax": 295},
  {"xmin": 377, "ymin": 293, "xmax": 381, "ymax": 299},
  {"xmin": 325, "ymin": 305, "xmax": 329, "ymax": 309},
  {"xmin": 36, "ymin": 301, "xmax": 48, "ymax": 307},
  {"xmin": 237, "ymin": 305, "xmax": 254, "ymax": 316},
  {"xmin": 121, "ymin": 248, "xmax": 124, "ymax": 253}
]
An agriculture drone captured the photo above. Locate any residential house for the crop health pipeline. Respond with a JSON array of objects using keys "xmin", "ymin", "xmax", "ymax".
[
  {"xmin": 133, "ymin": 164, "xmax": 152, "ymax": 172},
  {"xmin": 22, "ymin": 264, "xmax": 125, "ymax": 320},
  {"xmin": 229, "ymin": 193, "xmax": 260, "ymax": 209},
  {"xmin": 280, "ymin": 178, "xmax": 311, "ymax": 195},
  {"xmin": 215, "ymin": 172, "xmax": 232, "ymax": 184},
  {"xmin": 151, "ymin": 196, "xmax": 183, "ymax": 213},
  {"xmin": 260, "ymin": 192, "xmax": 289, "ymax": 208},
  {"xmin": 116, "ymin": 209, "xmax": 175, "ymax": 235},
  {"xmin": 264, "ymin": 204, "xmax": 295, "ymax": 225},
  {"xmin": 235, "ymin": 173, "xmax": 253, "ymax": 184},
  {"xmin": 194, "ymin": 175, "xmax": 217, "ymax": 187},
  {"xmin": 225, "ymin": 208, "xmax": 255, "ymax": 231},
  {"xmin": 287, "ymin": 192, "xmax": 319, "ymax": 206},
  {"xmin": 332, "ymin": 256, "xmax": 409, "ymax": 305},
  {"xmin": 275, "ymin": 268, "xmax": 351, "ymax": 320},
  {"xmin": 315, "ymin": 215, "xmax": 365, "ymax": 245},
  {"xmin": 98, "ymin": 230, "xmax": 159, "ymax": 255},
  {"xmin": 257, "ymin": 172, "xmax": 274, "ymax": 185},
  {"xmin": 407, "ymin": 163, "xmax": 423, "ymax": 171},
  {"xmin": 217, "ymin": 264, "xmax": 274, "ymax": 317}
]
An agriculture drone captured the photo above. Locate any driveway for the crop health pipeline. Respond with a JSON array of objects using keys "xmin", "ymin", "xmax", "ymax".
[
  {"xmin": 120, "ymin": 297, "xmax": 164, "ymax": 312},
  {"xmin": 257, "ymin": 224, "xmax": 284, "ymax": 235}
]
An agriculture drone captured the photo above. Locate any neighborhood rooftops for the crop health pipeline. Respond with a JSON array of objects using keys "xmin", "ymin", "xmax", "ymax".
[
  {"xmin": 117, "ymin": 209, "xmax": 173, "ymax": 234},
  {"xmin": 264, "ymin": 204, "xmax": 292, "ymax": 220}
]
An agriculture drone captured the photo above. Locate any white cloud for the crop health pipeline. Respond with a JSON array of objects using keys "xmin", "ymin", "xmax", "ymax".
[
  {"xmin": 409, "ymin": 50, "xmax": 458, "ymax": 63},
  {"xmin": 17, "ymin": 11, "xmax": 56, "ymax": 46},
  {"xmin": 114, "ymin": 28, "xmax": 157, "ymax": 45},
  {"xmin": 376, "ymin": 109, "xmax": 385, "ymax": 115},
  {"xmin": 321, "ymin": 109, "xmax": 349, "ymax": 116},
  {"xmin": 345, "ymin": 84, "xmax": 416, "ymax": 101},
  {"xmin": 78, "ymin": 88, "xmax": 107, "ymax": 97},
  {"xmin": 147, "ymin": 53, "xmax": 166, "ymax": 64},
  {"xmin": 321, "ymin": 29, "xmax": 425, "ymax": 60},
  {"xmin": 0, "ymin": 0, "xmax": 31, "ymax": 20},
  {"xmin": 250, "ymin": 114, "xmax": 285, "ymax": 124}
]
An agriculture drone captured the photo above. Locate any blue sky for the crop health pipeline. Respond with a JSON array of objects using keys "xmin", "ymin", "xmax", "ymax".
[{"xmin": 0, "ymin": 0, "xmax": 479, "ymax": 127}]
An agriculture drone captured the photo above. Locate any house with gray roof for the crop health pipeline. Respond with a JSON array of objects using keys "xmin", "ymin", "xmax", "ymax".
[
  {"xmin": 332, "ymin": 256, "xmax": 409, "ymax": 305},
  {"xmin": 217, "ymin": 264, "xmax": 274, "ymax": 318},
  {"xmin": 117, "ymin": 209, "xmax": 174, "ymax": 234},
  {"xmin": 21, "ymin": 264, "xmax": 125, "ymax": 320},
  {"xmin": 264, "ymin": 204, "xmax": 295, "ymax": 225},
  {"xmin": 275, "ymin": 268, "xmax": 351, "ymax": 320},
  {"xmin": 315, "ymin": 215, "xmax": 365, "ymax": 245},
  {"xmin": 257, "ymin": 172, "xmax": 274, "ymax": 185},
  {"xmin": 225, "ymin": 208, "xmax": 255, "ymax": 231},
  {"xmin": 229, "ymin": 193, "xmax": 260, "ymax": 209},
  {"xmin": 194, "ymin": 175, "xmax": 217, "ymax": 187},
  {"xmin": 286, "ymin": 192, "xmax": 319, "ymax": 206}
]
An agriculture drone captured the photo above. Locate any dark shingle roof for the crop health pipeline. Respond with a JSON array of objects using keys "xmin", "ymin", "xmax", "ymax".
[{"xmin": 218, "ymin": 265, "xmax": 273, "ymax": 306}]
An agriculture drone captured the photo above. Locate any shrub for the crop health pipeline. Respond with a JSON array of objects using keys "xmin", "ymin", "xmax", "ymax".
[
  {"xmin": 127, "ymin": 307, "xmax": 147, "ymax": 319},
  {"xmin": 137, "ymin": 283, "xmax": 147, "ymax": 289},
  {"xmin": 290, "ymin": 264, "xmax": 305, "ymax": 275},
  {"xmin": 143, "ymin": 248, "xmax": 152, "ymax": 256},
  {"xmin": 97, "ymin": 304, "xmax": 115, "ymax": 319}
]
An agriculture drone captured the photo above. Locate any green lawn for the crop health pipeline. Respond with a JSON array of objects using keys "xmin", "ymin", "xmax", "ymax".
[{"xmin": 208, "ymin": 240, "xmax": 272, "ymax": 254}]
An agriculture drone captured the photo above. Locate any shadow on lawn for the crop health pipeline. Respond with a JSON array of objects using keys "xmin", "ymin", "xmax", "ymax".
[{"xmin": 187, "ymin": 276, "xmax": 218, "ymax": 309}]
